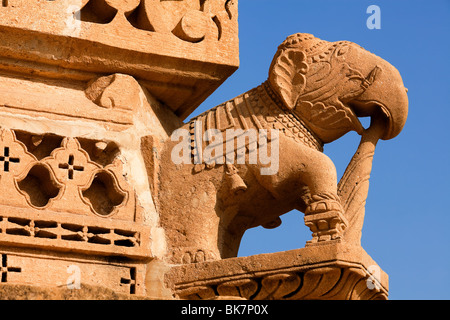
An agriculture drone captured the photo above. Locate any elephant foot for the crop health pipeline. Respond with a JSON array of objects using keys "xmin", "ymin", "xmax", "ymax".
[
  {"xmin": 304, "ymin": 194, "xmax": 348, "ymax": 244},
  {"xmin": 304, "ymin": 211, "xmax": 348, "ymax": 244}
]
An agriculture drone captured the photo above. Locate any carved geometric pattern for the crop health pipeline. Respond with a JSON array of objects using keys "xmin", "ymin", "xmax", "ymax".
[
  {"xmin": 0, "ymin": 129, "xmax": 36, "ymax": 177},
  {"xmin": 0, "ymin": 216, "xmax": 139, "ymax": 248},
  {"xmin": 120, "ymin": 267, "xmax": 137, "ymax": 295},
  {"xmin": 58, "ymin": 154, "xmax": 85, "ymax": 180},
  {"xmin": 0, "ymin": 129, "xmax": 149, "ymax": 259},
  {"xmin": 0, "ymin": 254, "xmax": 22, "ymax": 283},
  {"xmin": 45, "ymin": 138, "xmax": 100, "ymax": 187},
  {"xmin": 0, "ymin": 208, "xmax": 150, "ymax": 259},
  {"xmin": 0, "ymin": 147, "xmax": 20, "ymax": 172},
  {"xmin": 0, "ymin": 129, "xmax": 130, "ymax": 218},
  {"xmin": 0, "ymin": 252, "xmax": 145, "ymax": 296}
]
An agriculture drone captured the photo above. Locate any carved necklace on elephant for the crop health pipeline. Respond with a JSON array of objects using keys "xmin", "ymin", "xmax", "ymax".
[
  {"xmin": 259, "ymin": 81, "xmax": 324, "ymax": 152},
  {"xmin": 187, "ymin": 81, "xmax": 325, "ymax": 174}
]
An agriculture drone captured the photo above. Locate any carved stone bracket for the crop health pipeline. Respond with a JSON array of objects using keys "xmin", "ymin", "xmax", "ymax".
[{"xmin": 166, "ymin": 242, "xmax": 388, "ymax": 300}]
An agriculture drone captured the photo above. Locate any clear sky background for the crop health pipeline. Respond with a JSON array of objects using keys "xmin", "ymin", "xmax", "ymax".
[{"xmin": 188, "ymin": 0, "xmax": 450, "ymax": 300}]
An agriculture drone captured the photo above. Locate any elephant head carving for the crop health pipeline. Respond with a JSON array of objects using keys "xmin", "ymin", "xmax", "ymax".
[
  {"xmin": 268, "ymin": 33, "xmax": 408, "ymax": 143},
  {"xmin": 156, "ymin": 33, "xmax": 408, "ymax": 264}
]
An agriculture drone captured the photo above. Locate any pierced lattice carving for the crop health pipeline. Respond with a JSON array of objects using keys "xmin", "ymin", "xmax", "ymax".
[
  {"xmin": 0, "ymin": 129, "xmax": 130, "ymax": 217},
  {"xmin": 0, "ymin": 128, "xmax": 149, "ymax": 259}
]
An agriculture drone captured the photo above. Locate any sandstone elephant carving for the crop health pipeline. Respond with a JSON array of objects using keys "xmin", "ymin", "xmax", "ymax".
[{"xmin": 155, "ymin": 33, "xmax": 408, "ymax": 264}]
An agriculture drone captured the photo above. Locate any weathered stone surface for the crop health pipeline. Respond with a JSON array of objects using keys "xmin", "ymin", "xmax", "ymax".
[
  {"xmin": 0, "ymin": 0, "xmax": 239, "ymax": 118},
  {"xmin": 158, "ymin": 33, "xmax": 408, "ymax": 265},
  {"xmin": 166, "ymin": 242, "xmax": 388, "ymax": 300},
  {"xmin": 0, "ymin": 283, "xmax": 149, "ymax": 300},
  {"xmin": 0, "ymin": 2, "xmax": 408, "ymax": 301},
  {"xmin": 0, "ymin": 68, "xmax": 182, "ymax": 296}
]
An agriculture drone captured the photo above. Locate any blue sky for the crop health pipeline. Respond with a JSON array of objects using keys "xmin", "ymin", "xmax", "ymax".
[{"xmin": 189, "ymin": 0, "xmax": 450, "ymax": 300}]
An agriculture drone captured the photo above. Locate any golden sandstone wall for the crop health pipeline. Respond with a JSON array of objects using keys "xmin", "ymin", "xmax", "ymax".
[
  {"xmin": 0, "ymin": 0, "xmax": 238, "ymax": 299},
  {"xmin": 0, "ymin": 1, "xmax": 407, "ymax": 300}
]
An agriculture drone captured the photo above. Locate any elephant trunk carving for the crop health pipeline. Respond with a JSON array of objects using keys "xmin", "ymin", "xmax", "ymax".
[
  {"xmin": 156, "ymin": 33, "xmax": 408, "ymax": 264},
  {"xmin": 338, "ymin": 115, "xmax": 386, "ymax": 245}
]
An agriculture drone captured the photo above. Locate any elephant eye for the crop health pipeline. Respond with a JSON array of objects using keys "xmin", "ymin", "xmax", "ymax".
[{"xmin": 336, "ymin": 45, "xmax": 349, "ymax": 57}]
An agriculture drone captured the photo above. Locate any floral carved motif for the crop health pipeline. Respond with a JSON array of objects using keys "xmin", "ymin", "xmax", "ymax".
[
  {"xmin": 175, "ymin": 266, "xmax": 387, "ymax": 300},
  {"xmin": 166, "ymin": 244, "xmax": 389, "ymax": 300},
  {"xmin": 69, "ymin": 0, "xmax": 235, "ymax": 43}
]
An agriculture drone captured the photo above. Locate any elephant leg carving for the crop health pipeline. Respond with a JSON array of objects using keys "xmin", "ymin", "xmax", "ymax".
[
  {"xmin": 305, "ymin": 192, "xmax": 343, "ymax": 215},
  {"xmin": 304, "ymin": 192, "xmax": 348, "ymax": 244},
  {"xmin": 288, "ymin": 143, "xmax": 347, "ymax": 244},
  {"xmin": 302, "ymin": 188, "xmax": 348, "ymax": 244},
  {"xmin": 248, "ymin": 136, "xmax": 347, "ymax": 245}
]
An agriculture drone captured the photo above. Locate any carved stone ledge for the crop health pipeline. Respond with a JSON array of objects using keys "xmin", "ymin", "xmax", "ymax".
[{"xmin": 165, "ymin": 242, "xmax": 388, "ymax": 300}]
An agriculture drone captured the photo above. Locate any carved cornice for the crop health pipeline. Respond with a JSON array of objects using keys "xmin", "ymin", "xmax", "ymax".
[{"xmin": 166, "ymin": 242, "xmax": 388, "ymax": 300}]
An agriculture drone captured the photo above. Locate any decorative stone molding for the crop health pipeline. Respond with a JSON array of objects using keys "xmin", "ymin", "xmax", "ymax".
[{"xmin": 166, "ymin": 242, "xmax": 388, "ymax": 300}]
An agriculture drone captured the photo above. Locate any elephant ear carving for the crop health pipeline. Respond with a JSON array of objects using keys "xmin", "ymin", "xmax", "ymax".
[{"xmin": 269, "ymin": 49, "xmax": 308, "ymax": 110}]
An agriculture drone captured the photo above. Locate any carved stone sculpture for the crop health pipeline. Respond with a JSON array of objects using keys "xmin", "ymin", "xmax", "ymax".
[
  {"xmin": 0, "ymin": 1, "xmax": 407, "ymax": 300},
  {"xmin": 157, "ymin": 33, "xmax": 408, "ymax": 264}
]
